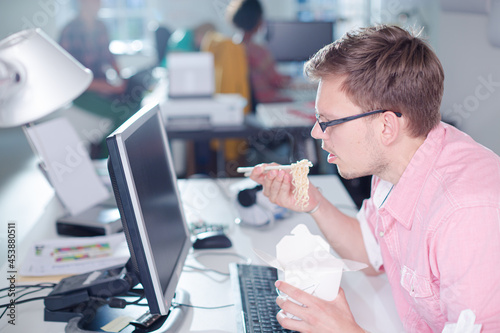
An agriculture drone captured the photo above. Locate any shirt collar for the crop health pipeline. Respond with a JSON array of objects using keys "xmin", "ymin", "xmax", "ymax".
[{"xmin": 382, "ymin": 122, "xmax": 446, "ymax": 229}]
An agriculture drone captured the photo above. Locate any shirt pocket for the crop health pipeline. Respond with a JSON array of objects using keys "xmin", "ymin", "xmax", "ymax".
[
  {"xmin": 400, "ymin": 265, "xmax": 442, "ymax": 331},
  {"xmin": 400, "ymin": 265, "xmax": 433, "ymax": 298}
]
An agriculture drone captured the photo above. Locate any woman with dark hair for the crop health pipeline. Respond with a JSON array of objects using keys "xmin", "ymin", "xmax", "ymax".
[{"xmin": 226, "ymin": 0, "xmax": 291, "ymax": 103}]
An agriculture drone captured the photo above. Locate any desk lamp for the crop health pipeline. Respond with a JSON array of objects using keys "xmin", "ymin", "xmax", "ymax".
[
  {"xmin": 0, "ymin": 28, "xmax": 92, "ymax": 129},
  {"xmin": 0, "ymin": 28, "xmax": 108, "ymax": 220},
  {"xmin": 0, "ymin": 29, "xmax": 120, "ymax": 226}
]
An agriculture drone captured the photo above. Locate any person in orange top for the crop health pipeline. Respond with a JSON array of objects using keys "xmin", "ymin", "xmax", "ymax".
[{"xmin": 226, "ymin": 0, "xmax": 292, "ymax": 104}]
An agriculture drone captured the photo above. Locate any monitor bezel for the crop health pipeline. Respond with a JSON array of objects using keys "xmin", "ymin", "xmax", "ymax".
[{"xmin": 106, "ymin": 102, "xmax": 191, "ymax": 315}]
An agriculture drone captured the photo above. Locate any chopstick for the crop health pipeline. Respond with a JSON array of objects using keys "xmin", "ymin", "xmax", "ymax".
[
  {"xmin": 236, "ymin": 165, "xmax": 293, "ymax": 175},
  {"xmin": 236, "ymin": 159, "xmax": 313, "ymax": 177}
]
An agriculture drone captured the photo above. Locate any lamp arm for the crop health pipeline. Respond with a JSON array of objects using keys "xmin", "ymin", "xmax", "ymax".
[{"xmin": 22, "ymin": 123, "xmax": 51, "ymax": 187}]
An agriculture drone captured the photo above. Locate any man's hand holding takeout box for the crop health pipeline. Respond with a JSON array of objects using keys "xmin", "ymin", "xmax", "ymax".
[{"xmin": 255, "ymin": 224, "xmax": 367, "ymax": 320}]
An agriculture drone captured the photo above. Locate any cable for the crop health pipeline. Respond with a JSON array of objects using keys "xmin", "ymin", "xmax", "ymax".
[
  {"xmin": 0, "ymin": 285, "xmax": 145, "ymax": 314},
  {"xmin": 190, "ymin": 251, "xmax": 252, "ymax": 264},
  {"xmin": 104, "ymin": 291, "xmax": 148, "ymax": 309},
  {"xmin": 126, "ymin": 288, "xmax": 145, "ymax": 297},
  {"xmin": 0, "ymin": 284, "xmax": 55, "ymax": 307},
  {"xmin": 0, "ymin": 285, "xmax": 147, "ymax": 322},
  {"xmin": 172, "ymin": 302, "xmax": 234, "ymax": 310},
  {"xmin": 184, "ymin": 251, "xmax": 252, "ymax": 276},
  {"xmin": 0, "ymin": 294, "xmax": 48, "ymax": 308},
  {"xmin": 0, "ymin": 286, "xmax": 30, "ymax": 300},
  {"xmin": 0, "ymin": 283, "xmax": 57, "ymax": 322},
  {"xmin": 0, "ymin": 282, "xmax": 56, "ymax": 293},
  {"xmin": 183, "ymin": 265, "xmax": 230, "ymax": 276},
  {"xmin": 0, "ymin": 288, "xmax": 50, "ymax": 321},
  {"xmin": 124, "ymin": 294, "xmax": 146, "ymax": 306},
  {"xmin": 0, "ymin": 308, "xmax": 6, "ymax": 321}
]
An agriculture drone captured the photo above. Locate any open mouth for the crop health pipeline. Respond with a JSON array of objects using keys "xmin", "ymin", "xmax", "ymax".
[{"xmin": 327, "ymin": 153, "xmax": 337, "ymax": 163}]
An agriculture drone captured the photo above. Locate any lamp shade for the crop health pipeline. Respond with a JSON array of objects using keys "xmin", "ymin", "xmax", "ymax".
[{"xmin": 0, "ymin": 28, "xmax": 92, "ymax": 128}]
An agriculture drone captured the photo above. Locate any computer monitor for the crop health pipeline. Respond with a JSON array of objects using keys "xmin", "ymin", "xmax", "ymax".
[
  {"xmin": 265, "ymin": 20, "xmax": 334, "ymax": 62},
  {"xmin": 43, "ymin": 103, "xmax": 191, "ymax": 330},
  {"xmin": 106, "ymin": 102, "xmax": 192, "ymax": 316}
]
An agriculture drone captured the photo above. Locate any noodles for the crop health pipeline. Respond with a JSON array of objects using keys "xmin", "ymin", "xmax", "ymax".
[
  {"xmin": 290, "ymin": 159, "xmax": 313, "ymax": 210},
  {"xmin": 237, "ymin": 159, "xmax": 313, "ymax": 210}
]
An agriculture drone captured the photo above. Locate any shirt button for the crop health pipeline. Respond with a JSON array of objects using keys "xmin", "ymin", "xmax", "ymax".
[{"xmin": 379, "ymin": 231, "xmax": 385, "ymax": 237}]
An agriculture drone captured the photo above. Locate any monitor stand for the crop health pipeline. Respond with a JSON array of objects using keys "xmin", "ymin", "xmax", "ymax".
[{"xmin": 64, "ymin": 289, "xmax": 190, "ymax": 333}]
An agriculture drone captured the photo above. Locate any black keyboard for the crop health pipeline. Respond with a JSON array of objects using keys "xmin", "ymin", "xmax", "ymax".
[{"xmin": 229, "ymin": 263, "xmax": 298, "ymax": 333}]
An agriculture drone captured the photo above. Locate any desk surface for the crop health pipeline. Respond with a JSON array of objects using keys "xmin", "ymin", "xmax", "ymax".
[{"xmin": 0, "ymin": 175, "xmax": 403, "ymax": 333}]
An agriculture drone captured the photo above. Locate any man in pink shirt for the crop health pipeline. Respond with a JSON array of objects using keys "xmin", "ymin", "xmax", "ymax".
[{"xmin": 249, "ymin": 25, "xmax": 500, "ymax": 332}]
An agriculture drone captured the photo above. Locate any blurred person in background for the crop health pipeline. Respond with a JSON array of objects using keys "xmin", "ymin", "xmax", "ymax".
[
  {"xmin": 59, "ymin": 0, "xmax": 146, "ymax": 158},
  {"xmin": 226, "ymin": 0, "xmax": 292, "ymax": 104}
]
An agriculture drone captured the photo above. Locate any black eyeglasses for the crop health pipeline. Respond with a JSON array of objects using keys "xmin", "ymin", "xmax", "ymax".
[{"xmin": 315, "ymin": 109, "xmax": 402, "ymax": 132}]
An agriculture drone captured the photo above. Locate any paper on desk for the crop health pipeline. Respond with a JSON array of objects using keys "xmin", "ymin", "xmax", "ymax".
[
  {"xmin": 19, "ymin": 233, "xmax": 129, "ymax": 276},
  {"xmin": 25, "ymin": 118, "xmax": 109, "ymax": 216},
  {"xmin": 255, "ymin": 224, "xmax": 367, "ymax": 316},
  {"xmin": 255, "ymin": 102, "xmax": 316, "ymax": 128}
]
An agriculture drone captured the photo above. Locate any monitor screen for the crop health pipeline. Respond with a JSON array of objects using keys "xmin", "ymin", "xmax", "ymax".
[
  {"xmin": 106, "ymin": 102, "xmax": 191, "ymax": 315},
  {"xmin": 265, "ymin": 20, "xmax": 334, "ymax": 62}
]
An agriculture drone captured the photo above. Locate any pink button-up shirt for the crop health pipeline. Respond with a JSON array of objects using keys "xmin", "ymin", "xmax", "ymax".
[{"xmin": 358, "ymin": 122, "xmax": 500, "ymax": 332}]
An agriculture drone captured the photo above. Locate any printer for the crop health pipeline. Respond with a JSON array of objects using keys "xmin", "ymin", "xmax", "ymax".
[
  {"xmin": 160, "ymin": 93, "xmax": 246, "ymax": 127},
  {"xmin": 161, "ymin": 52, "xmax": 247, "ymax": 127}
]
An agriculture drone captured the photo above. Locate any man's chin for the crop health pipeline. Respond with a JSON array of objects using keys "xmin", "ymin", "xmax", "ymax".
[{"xmin": 337, "ymin": 166, "xmax": 369, "ymax": 180}]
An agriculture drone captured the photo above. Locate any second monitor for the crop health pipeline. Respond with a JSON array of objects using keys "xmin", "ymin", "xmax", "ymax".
[{"xmin": 265, "ymin": 20, "xmax": 334, "ymax": 62}]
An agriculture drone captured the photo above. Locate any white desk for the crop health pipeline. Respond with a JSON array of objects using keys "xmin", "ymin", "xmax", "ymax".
[{"xmin": 0, "ymin": 175, "xmax": 403, "ymax": 333}]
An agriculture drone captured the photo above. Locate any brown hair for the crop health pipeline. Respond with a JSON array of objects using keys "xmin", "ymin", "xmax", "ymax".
[{"xmin": 305, "ymin": 25, "xmax": 444, "ymax": 138}]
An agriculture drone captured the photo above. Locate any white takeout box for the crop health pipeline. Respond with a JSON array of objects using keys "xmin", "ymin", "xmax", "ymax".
[{"xmin": 255, "ymin": 224, "xmax": 367, "ymax": 304}]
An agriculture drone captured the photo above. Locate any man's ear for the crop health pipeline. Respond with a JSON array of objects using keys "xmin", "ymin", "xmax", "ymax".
[{"xmin": 379, "ymin": 111, "xmax": 401, "ymax": 146}]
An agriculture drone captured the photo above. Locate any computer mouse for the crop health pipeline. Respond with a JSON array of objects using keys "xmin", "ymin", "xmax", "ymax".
[{"xmin": 192, "ymin": 231, "xmax": 232, "ymax": 250}]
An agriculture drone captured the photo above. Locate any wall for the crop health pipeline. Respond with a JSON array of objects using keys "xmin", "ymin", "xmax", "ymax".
[
  {"xmin": 155, "ymin": 0, "xmax": 296, "ymax": 37},
  {"xmin": 0, "ymin": 0, "xmax": 69, "ymax": 40},
  {"xmin": 437, "ymin": 12, "xmax": 500, "ymax": 155},
  {"xmin": 1, "ymin": 0, "xmax": 499, "ymax": 155}
]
